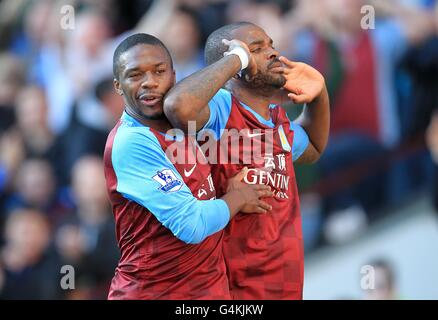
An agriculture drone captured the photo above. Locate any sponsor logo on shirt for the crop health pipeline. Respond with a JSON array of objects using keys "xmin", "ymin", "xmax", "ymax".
[
  {"xmin": 278, "ymin": 125, "xmax": 291, "ymax": 152},
  {"xmin": 153, "ymin": 169, "xmax": 183, "ymax": 193}
]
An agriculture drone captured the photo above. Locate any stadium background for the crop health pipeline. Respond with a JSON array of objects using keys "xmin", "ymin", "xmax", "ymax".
[{"xmin": 0, "ymin": 0, "xmax": 437, "ymax": 299}]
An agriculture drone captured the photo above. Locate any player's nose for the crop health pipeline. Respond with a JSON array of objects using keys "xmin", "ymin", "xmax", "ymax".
[
  {"xmin": 269, "ymin": 49, "xmax": 280, "ymax": 60},
  {"xmin": 268, "ymin": 48, "xmax": 279, "ymax": 60},
  {"xmin": 141, "ymin": 71, "xmax": 158, "ymax": 88}
]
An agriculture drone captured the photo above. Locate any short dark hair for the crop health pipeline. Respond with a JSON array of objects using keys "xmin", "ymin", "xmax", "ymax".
[
  {"xmin": 113, "ymin": 33, "xmax": 173, "ymax": 79},
  {"xmin": 204, "ymin": 22, "xmax": 254, "ymax": 66}
]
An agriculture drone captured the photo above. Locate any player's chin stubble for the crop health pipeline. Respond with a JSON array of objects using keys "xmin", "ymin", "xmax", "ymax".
[
  {"xmin": 130, "ymin": 102, "xmax": 165, "ymax": 121},
  {"xmin": 245, "ymin": 71, "xmax": 286, "ymax": 89}
]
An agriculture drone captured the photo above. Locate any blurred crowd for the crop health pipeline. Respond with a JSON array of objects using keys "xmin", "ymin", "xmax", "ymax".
[{"xmin": 0, "ymin": 0, "xmax": 437, "ymax": 299}]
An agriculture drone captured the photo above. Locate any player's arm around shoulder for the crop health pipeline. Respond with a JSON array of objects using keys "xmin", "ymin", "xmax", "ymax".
[
  {"xmin": 111, "ymin": 127, "xmax": 273, "ymax": 244},
  {"xmin": 111, "ymin": 127, "xmax": 230, "ymax": 244},
  {"xmin": 164, "ymin": 39, "xmax": 254, "ymax": 133}
]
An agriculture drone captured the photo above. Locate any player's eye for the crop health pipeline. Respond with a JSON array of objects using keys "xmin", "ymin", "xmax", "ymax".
[
  {"xmin": 251, "ymin": 48, "xmax": 262, "ymax": 53},
  {"xmin": 156, "ymin": 69, "xmax": 166, "ymax": 74},
  {"xmin": 128, "ymin": 73, "xmax": 141, "ymax": 79}
]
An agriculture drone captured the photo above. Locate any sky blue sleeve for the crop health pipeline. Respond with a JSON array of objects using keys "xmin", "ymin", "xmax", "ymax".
[
  {"xmin": 290, "ymin": 122, "xmax": 310, "ymax": 161},
  {"xmin": 202, "ymin": 88, "xmax": 233, "ymax": 139},
  {"xmin": 112, "ymin": 127, "xmax": 230, "ymax": 244}
]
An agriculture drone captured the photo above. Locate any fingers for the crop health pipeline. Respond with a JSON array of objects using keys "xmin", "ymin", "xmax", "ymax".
[
  {"xmin": 253, "ymin": 185, "xmax": 273, "ymax": 197},
  {"xmin": 253, "ymin": 206, "xmax": 268, "ymax": 214},
  {"xmin": 253, "ymin": 184, "xmax": 271, "ymax": 191},
  {"xmin": 288, "ymin": 93, "xmax": 310, "ymax": 104},
  {"xmin": 236, "ymin": 167, "xmax": 248, "ymax": 181},
  {"xmin": 256, "ymin": 189, "xmax": 274, "ymax": 199},
  {"xmin": 279, "ymin": 56, "xmax": 298, "ymax": 68},
  {"xmin": 223, "ymin": 39, "xmax": 250, "ymax": 52},
  {"xmin": 223, "ymin": 38, "xmax": 256, "ymax": 78},
  {"xmin": 232, "ymin": 166, "xmax": 248, "ymax": 182},
  {"xmin": 222, "ymin": 39, "xmax": 241, "ymax": 51},
  {"xmin": 222, "ymin": 39, "xmax": 231, "ymax": 47},
  {"xmin": 252, "ymin": 185, "xmax": 273, "ymax": 196},
  {"xmin": 247, "ymin": 200, "xmax": 272, "ymax": 214},
  {"xmin": 288, "ymin": 93, "xmax": 302, "ymax": 104},
  {"xmin": 284, "ymin": 84, "xmax": 303, "ymax": 95},
  {"xmin": 257, "ymin": 200, "xmax": 272, "ymax": 212}
]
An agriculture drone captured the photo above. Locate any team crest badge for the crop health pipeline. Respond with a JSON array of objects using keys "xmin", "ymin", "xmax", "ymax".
[
  {"xmin": 278, "ymin": 125, "xmax": 291, "ymax": 152},
  {"xmin": 152, "ymin": 169, "xmax": 183, "ymax": 193}
]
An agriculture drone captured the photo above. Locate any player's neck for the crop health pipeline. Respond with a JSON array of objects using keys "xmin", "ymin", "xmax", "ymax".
[
  {"xmin": 125, "ymin": 107, "xmax": 173, "ymax": 132},
  {"xmin": 230, "ymin": 85, "xmax": 272, "ymax": 121},
  {"xmin": 146, "ymin": 119, "xmax": 173, "ymax": 133}
]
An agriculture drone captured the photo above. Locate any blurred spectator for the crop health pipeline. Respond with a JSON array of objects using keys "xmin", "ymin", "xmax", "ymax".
[
  {"xmin": 426, "ymin": 112, "xmax": 438, "ymax": 212},
  {"xmin": 176, "ymin": 0, "xmax": 228, "ymax": 45},
  {"xmin": 54, "ymin": 77, "xmax": 123, "ymax": 186},
  {"xmin": 0, "ymin": 53, "xmax": 24, "ymax": 132},
  {"xmin": 95, "ymin": 78, "xmax": 125, "ymax": 127},
  {"xmin": 284, "ymin": 0, "xmax": 435, "ymax": 245},
  {"xmin": 161, "ymin": 8, "xmax": 205, "ymax": 81},
  {"xmin": 292, "ymin": 0, "xmax": 433, "ymax": 145},
  {"xmin": 14, "ymin": 85, "xmax": 57, "ymax": 161},
  {"xmin": 363, "ymin": 258, "xmax": 399, "ymax": 300},
  {"xmin": 0, "ymin": 208, "xmax": 61, "ymax": 299},
  {"xmin": 39, "ymin": 7, "xmax": 114, "ymax": 134},
  {"xmin": 111, "ymin": 0, "xmax": 154, "ymax": 32},
  {"xmin": 66, "ymin": 10, "xmax": 113, "ymax": 93},
  {"xmin": 287, "ymin": 0, "xmax": 433, "ymax": 147},
  {"xmin": 300, "ymin": 193, "xmax": 324, "ymax": 252},
  {"xmin": 3, "ymin": 159, "xmax": 69, "ymax": 226},
  {"xmin": 226, "ymin": 0, "xmax": 288, "ymax": 52},
  {"xmin": 399, "ymin": 2, "xmax": 438, "ymax": 215},
  {"xmin": 55, "ymin": 156, "xmax": 118, "ymax": 299},
  {"xmin": 404, "ymin": 35, "xmax": 438, "ymax": 137},
  {"xmin": 0, "ymin": 130, "xmax": 25, "ymax": 200},
  {"xmin": 8, "ymin": 0, "xmax": 53, "ymax": 82}
]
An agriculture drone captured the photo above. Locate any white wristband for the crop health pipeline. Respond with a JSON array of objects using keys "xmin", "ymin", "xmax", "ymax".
[{"xmin": 224, "ymin": 46, "xmax": 249, "ymax": 70}]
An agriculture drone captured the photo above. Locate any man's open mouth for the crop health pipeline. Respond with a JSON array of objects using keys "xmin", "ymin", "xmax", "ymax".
[{"xmin": 138, "ymin": 94, "xmax": 162, "ymax": 106}]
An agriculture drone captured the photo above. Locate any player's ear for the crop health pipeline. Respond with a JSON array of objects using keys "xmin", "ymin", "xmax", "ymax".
[{"xmin": 114, "ymin": 78, "xmax": 123, "ymax": 96}]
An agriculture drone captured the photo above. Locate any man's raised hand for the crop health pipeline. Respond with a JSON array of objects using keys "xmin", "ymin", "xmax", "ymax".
[
  {"xmin": 222, "ymin": 39, "xmax": 257, "ymax": 80},
  {"xmin": 274, "ymin": 56, "xmax": 325, "ymax": 104}
]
